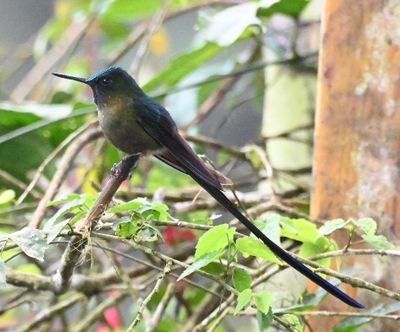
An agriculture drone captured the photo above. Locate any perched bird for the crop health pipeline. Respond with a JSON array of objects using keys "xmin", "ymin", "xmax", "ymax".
[{"xmin": 53, "ymin": 67, "xmax": 364, "ymax": 308}]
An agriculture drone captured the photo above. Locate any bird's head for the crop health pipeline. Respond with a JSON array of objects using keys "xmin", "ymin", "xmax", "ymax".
[{"xmin": 52, "ymin": 67, "xmax": 144, "ymax": 108}]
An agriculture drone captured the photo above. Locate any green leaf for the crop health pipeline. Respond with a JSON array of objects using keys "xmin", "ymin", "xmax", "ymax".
[
  {"xmin": 9, "ymin": 227, "xmax": 47, "ymax": 261},
  {"xmin": 334, "ymin": 302, "xmax": 400, "ymax": 332},
  {"xmin": 299, "ymin": 236, "xmax": 331, "ymax": 267},
  {"xmin": 143, "ymin": 42, "xmax": 222, "ymax": 92},
  {"xmin": 280, "ymin": 217, "xmax": 319, "ymax": 244},
  {"xmin": 258, "ymin": 0, "xmax": 310, "ymax": 18},
  {"xmin": 46, "ymin": 219, "xmax": 70, "ymax": 244},
  {"xmin": 203, "ymin": 3, "xmax": 262, "ymax": 47},
  {"xmin": 135, "ymin": 226, "xmax": 160, "ymax": 242},
  {"xmin": 0, "ymin": 190, "xmax": 15, "ymax": 205},
  {"xmin": 107, "ymin": 197, "xmax": 147, "ymax": 213},
  {"xmin": 137, "ymin": 201, "xmax": 170, "ymax": 221},
  {"xmin": 44, "ymin": 198, "xmax": 85, "ymax": 233},
  {"xmin": 116, "ymin": 221, "xmax": 139, "ymax": 238},
  {"xmin": 257, "ymin": 308, "xmax": 273, "ymax": 331},
  {"xmin": 48, "ymin": 193, "xmax": 82, "ymax": 206},
  {"xmin": 236, "ymin": 237, "xmax": 281, "ymax": 264},
  {"xmin": 232, "ymin": 268, "xmax": 252, "ymax": 292},
  {"xmin": 195, "ymin": 224, "xmax": 235, "ymax": 259},
  {"xmin": 178, "ymin": 250, "xmax": 223, "ymax": 281},
  {"xmin": 353, "ymin": 218, "xmax": 377, "ymax": 235},
  {"xmin": 318, "ymin": 219, "xmax": 347, "ymax": 236},
  {"xmin": 258, "ymin": 213, "xmax": 282, "ymax": 246},
  {"xmin": 101, "ymin": 0, "xmax": 163, "ymax": 21},
  {"xmin": 253, "ymin": 290, "xmax": 273, "ymax": 314},
  {"xmin": 0, "ymin": 259, "xmax": 5, "ymax": 285},
  {"xmin": 362, "ymin": 234, "xmax": 394, "ymax": 249},
  {"xmin": 234, "ymin": 288, "xmax": 252, "ymax": 315},
  {"xmin": 282, "ymin": 314, "xmax": 303, "ymax": 332}
]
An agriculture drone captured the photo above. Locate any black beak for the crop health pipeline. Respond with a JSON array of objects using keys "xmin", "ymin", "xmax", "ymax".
[{"xmin": 52, "ymin": 72, "xmax": 88, "ymax": 84}]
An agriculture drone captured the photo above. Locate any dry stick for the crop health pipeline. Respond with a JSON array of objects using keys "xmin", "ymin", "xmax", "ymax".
[
  {"xmin": 52, "ymin": 154, "xmax": 140, "ymax": 294},
  {"xmin": 127, "ymin": 261, "xmax": 173, "ymax": 332},
  {"xmin": 147, "ymin": 282, "xmax": 176, "ymax": 332},
  {"xmin": 29, "ymin": 127, "xmax": 102, "ymax": 228},
  {"xmin": 73, "ymin": 292, "xmax": 128, "ymax": 332},
  {"xmin": 11, "ymin": 17, "xmax": 95, "ymax": 103},
  {"xmin": 193, "ymin": 294, "xmax": 235, "ymax": 331},
  {"xmin": 17, "ymin": 119, "xmax": 99, "ymax": 205},
  {"xmin": 0, "ymin": 169, "xmax": 41, "ymax": 201},
  {"xmin": 75, "ymin": 154, "xmax": 140, "ymax": 232},
  {"xmin": 16, "ymin": 293, "xmax": 85, "ymax": 332},
  {"xmin": 310, "ymin": 248, "xmax": 400, "ymax": 260},
  {"xmin": 275, "ymin": 310, "xmax": 400, "ymax": 321}
]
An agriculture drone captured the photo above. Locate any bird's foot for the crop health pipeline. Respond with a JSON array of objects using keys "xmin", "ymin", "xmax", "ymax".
[{"xmin": 111, "ymin": 154, "xmax": 141, "ymax": 180}]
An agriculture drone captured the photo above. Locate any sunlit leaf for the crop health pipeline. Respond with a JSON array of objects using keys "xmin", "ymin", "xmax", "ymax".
[
  {"xmin": 195, "ymin": 224, "xmax": 235, "ymax": 259},
  {"xmin": 107, "ymin": 197, "xmax": 147, "ymax": 213},
  {"xmin": 280, "ymin": 217, "xmax": 319, "ymax": 244},
  {"xmin": 318, "ymin": 219, "xmax": 347, "ymax": 236},
  {"xmin": 203, "ymin": 3, "xmax": 262, "ymax": 46},
  {"xmin": 362, "ymin": 234, "xmax": 394, "ymax": 249},
  {"xmin": 236, "ymin": 237, "xmax": 281, "ymax": 264},
  {"xmin": 178, "ymin": 250, "xmax": 223, "ymax": 281},
  {"xmin": 234, "ymin": 288, "xmax": 252, "ymax": 315},
  {"xmin": 143, "ymin": 42, "xmax": 222, "ymax": 92},
  {"xmin": 353, "ymin": 218, "xmax": 377, "ymax": 235},
  {"xmin": 253, "ymin": 290, "xmax": 273, "ymax": 314},
  {"xmin": 258, "ymin": 0, "xmax": 310, "ymax": 18},
  {"xmin": 257, "ymin": 213, "xmax": 282, "ymax": 246},
  {"xmin": 0, "ymin": 190, "xmax": 15, "ymax": 205}
]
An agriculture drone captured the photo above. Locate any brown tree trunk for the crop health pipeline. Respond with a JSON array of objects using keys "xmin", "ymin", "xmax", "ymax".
[{"xmin": 311, "ymin": 0, "xmax": 400, "ymax": 330}]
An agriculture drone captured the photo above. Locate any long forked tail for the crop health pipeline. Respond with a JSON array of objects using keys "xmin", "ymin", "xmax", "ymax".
[{"xmin": 195, "ymin": 177, "xmax": 364, "ymax": 308}]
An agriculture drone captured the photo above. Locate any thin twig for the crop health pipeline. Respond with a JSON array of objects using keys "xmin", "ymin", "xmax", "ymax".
[
  {"xmin": 16, "ymin": 293, "xmax": 85, "ymax": 332},
  {"xmin": 127, "ymin": 261, "xmax": 173, "ymax": 332},
  {"xmin": 147, "ymin": 282, "xmax": 176, "ymax": 332},
  {"xmin": 0, "ymin": 169, "xmax": 41, "ymax": 200},
  {"xmin": 73, "ymin": 291, "xmax": 128, "ymax": 332},
  {"xmin": 276, "ymin": 310, "xmax": 400, "ymax": 321}
]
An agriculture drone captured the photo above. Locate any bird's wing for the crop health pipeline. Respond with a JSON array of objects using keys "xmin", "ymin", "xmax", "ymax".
[{"xmin": 137, "ymin": 104, "xmax": 223, "ymax": 190}]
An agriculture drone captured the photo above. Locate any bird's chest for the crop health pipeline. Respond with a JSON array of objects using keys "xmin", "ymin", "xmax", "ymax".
[{"xmin": 98, "ymin": 107, "xmax": 160, "ymax": 155}]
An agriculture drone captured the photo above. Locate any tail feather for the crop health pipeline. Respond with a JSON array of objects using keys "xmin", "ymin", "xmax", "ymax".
[{"xmin": 194, "ymin": 176, "xmax": 364, "ymax": 309}]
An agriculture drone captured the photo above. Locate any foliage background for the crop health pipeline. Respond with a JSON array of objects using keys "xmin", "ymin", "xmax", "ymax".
[{"xmin": 0, "ymin": 0, "xmax": 398, "ymax": 331}]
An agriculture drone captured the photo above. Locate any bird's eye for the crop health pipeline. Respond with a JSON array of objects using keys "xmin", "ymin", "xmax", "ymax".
[{"xmin": 99, "ymin": 77, "xmax": 113, "ymax": 87}]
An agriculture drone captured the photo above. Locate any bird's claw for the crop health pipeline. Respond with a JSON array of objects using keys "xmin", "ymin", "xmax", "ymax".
[{"xmin": 111, "ymin": 163, "xmax": 121, "ymax": 177}]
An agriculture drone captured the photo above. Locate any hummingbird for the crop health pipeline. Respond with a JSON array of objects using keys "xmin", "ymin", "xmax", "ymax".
[{"xmin": 53, "ymin": 67, "xmax": 364, "ymax": 308}]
